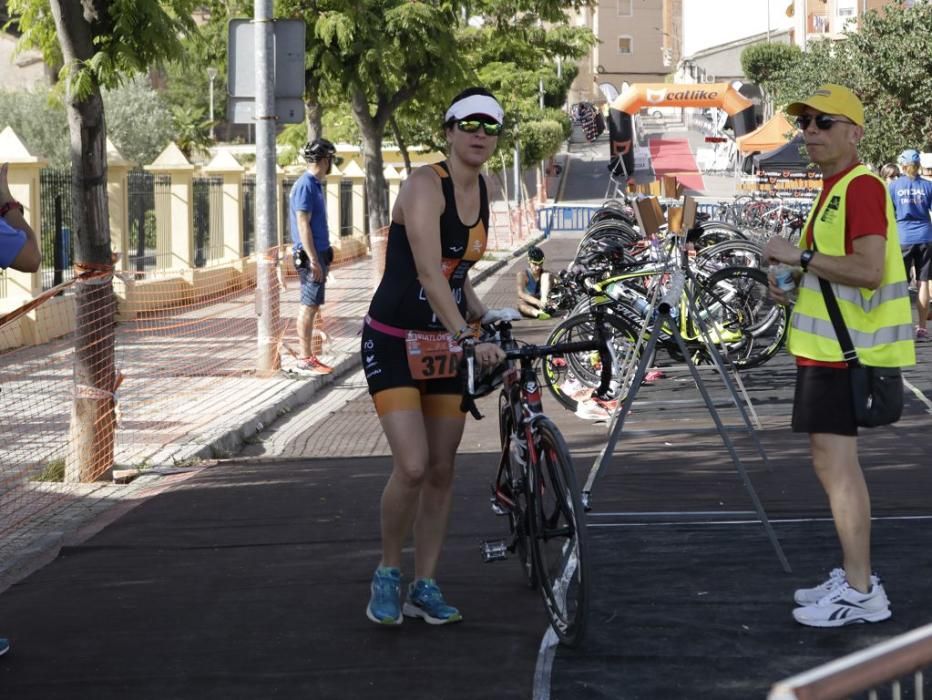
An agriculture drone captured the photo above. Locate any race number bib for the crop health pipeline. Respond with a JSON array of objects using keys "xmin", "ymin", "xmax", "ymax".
[{"xmin": 405, "ymin": 330, "xmax": 462, "ymax": 380}]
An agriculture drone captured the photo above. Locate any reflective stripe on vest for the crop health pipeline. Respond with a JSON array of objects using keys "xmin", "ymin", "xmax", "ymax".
[
  {"xmin": 791, "ymin": 314, "xmax": 914, "ymax": 347},
  {"xmin": 787, "ymin": 164, "xmax": 916, "ymax": 367},
  {"xmin": 797, "ymin": 275, "xmax": 910, "ymax": 314}
]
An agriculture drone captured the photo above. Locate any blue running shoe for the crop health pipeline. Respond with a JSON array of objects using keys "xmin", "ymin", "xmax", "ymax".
[
  {"xmin": 366, "ymin": 567, "xmax": 403, "ymax": 626},
  {"xmin": 0, "ymin": 637, "xmax": 10, "ymax": 657},
  {"xmin": 403, "ymin": 578, "xmax": 463, "ymax": 625}
]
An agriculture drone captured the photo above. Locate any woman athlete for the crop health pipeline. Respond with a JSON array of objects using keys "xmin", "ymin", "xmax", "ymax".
[{"xmin": 362, "ymin": 88, "xmax": 516, "ymax": 626}]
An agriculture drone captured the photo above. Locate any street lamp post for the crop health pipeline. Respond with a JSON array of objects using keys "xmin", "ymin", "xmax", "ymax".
[
  {"xmin": 207, "ymin": 66, "xmax": 218, "ymax": 140},
  {"xmin": 767, "ymin": 0, "xmax": 772, "ymax": 42}
]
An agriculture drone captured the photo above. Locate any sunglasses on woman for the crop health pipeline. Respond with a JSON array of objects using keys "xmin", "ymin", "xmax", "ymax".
[
  {"xmin": 794, "ymin": 114, "xmax": 855, "ymax": 131},
  {"xmin": 456, "ymin": 119, "xmax": 503, "ymax": 136}
]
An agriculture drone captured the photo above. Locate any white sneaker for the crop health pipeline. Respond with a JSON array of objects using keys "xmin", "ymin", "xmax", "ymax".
[
  {"xmin": 574, "ymin": 398, "xmax": 610, "ymax": 421},
  {"xmin": 793, "ymin": 568, "xmax": 880, "ymax": 606},
  {"xmin": 792, "ymin": 581, "xmax": 891, "ymax": 628},
  {"xmin": 560, "ymin": 377, "xmax": 585, "ymax": 396}
]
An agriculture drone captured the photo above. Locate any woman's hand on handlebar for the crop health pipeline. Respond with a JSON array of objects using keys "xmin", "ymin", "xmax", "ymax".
[{"xmin": 473, "ymin": 341, "xmax": 506, "ymax": 369}]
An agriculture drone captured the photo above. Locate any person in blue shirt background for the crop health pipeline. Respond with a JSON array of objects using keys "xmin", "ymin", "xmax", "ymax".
[
  {"xmin": 888, "ymin": 148, "xmax": 932, "ymax": 340},
  {"xmin": 288, "ymin": 139, "xmax": 342, "ymax": 375},
  {"xmin": 0, "ymin": 161, "xmax": 43, "ymax": 659}
]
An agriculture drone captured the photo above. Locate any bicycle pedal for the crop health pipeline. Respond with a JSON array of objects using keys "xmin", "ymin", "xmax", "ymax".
[
  {"xmin": 480, "ymin": 539, "xmax": 509, "ymax": 562},
  {"xmin": 489, "ymin": 498, "xmax": 508, "ymax": 517}
]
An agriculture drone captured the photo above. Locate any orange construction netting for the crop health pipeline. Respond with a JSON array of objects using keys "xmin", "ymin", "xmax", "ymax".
[{"xmin": 0, "ymin": 243, "xmax": 368, "ymax": 554}]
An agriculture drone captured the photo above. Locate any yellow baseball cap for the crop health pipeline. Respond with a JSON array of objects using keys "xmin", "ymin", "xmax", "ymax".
[{"xmin": 785, "ymin": 84, "xmax": 865, "ymax": 126}]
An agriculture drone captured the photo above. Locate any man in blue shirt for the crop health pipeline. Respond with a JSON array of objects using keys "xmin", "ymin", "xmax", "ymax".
[
  {"xmin": 888, "ymin": 148, "xmax": 932, "ymax": 340},
  {"xmin": 288, "ymin": 139, "xmax": 341, "ymax": 374},
  {"xmin": 0, "ymin": 162, "xmax": 42, "ymax": 660}
]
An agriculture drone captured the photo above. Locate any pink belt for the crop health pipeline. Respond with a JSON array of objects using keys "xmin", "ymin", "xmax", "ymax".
[{"xmin": 364, "ymin": 314, "xmax": 408, "ymax": 339}]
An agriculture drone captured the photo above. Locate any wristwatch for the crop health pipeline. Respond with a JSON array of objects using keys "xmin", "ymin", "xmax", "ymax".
[
  {"xmin": 0, "ymin": 200, "xmax": 24, "ymax": 218},
  {"xmin": 799, "ymin": 249, "xmax": 815, "ymax": 271}
]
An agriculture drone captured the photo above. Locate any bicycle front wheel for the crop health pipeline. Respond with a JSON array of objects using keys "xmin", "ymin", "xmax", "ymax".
[{"xmin": 529, "ymin": 418, "xmax": 590, "ymax": 647}]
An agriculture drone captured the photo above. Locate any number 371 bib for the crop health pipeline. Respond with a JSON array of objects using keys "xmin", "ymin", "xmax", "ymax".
[{"xmin": 405, "ymin": 330, "xmax": 463, "ymax": 380}]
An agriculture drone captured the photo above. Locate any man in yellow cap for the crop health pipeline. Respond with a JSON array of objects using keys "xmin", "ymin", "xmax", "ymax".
[{"xmin": 763, "ymin": 84, "xmax": 915, "ymax": 627}]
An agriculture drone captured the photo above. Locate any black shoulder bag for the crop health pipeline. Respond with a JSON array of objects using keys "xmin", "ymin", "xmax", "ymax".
[{"xmin": 812, "ymin": 242, "xmax": 904, "ymax": 427}]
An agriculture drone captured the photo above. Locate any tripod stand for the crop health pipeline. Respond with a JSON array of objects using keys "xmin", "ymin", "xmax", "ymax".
[{"xmin": 582, "ymin": 261, "xmax": 792, "ymax": 573}]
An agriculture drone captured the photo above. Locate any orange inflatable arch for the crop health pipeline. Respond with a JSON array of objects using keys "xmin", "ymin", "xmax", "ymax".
[{"xmin": 611, "ymin": 83, "xmax": 753, "ymax": 116}]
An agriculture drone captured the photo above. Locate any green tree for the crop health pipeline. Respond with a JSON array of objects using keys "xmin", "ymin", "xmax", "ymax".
[
  {"xmin": 170, "ymin": 104, "xmax": 212, "ymax": 160},
  {"xmin": 103, "ymin": 77, "xmax": 175, "ymax": 165},
  {"xmin": 0, "ymin": 86, "xmax": 68, "ymax": 166},
  {"xmin": 8, "ymin": 0, "xmax": 199, "ymax": 482},
  {"xmin": 740, "ymin": 42, "xmax": 803, "ymax": 101},
  {"xmin": 270, "ymin": 0, "xmax": 594, "ymax": 233},
  {"xmin": 841, "ymin": 0, "xmax": 932, "ymax": 163},
  {"xmin": 742, "ymin": 1, "xmax": 932, "ymax": 165}
]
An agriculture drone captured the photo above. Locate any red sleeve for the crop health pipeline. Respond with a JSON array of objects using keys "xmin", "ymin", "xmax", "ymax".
[{"xmin": 844, "ymin": 175, "xmax": 888, "ymax": 253}]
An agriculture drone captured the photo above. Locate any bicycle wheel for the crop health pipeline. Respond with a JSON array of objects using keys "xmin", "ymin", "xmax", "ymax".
[
  {"xmin": 528, "ymin": 417, "xmax": 590, "ymax": 647},
  {"xmin": 693, "ymin": 239, "xmax": 763, "ymax": 275},
  {"xmin": 541, "ymin": 310, "xmax": 641, "ymax": 412},
  {"xmin": 695, "ymin": 222, "xmax": 749, "ymax": 250},
  {"xmin": 694, "ymin": 266, "xmax": 788, "ymax": 370},
  {"xmin": 497, "ymin": 390, "xmax": 536, "ymax": 588}
]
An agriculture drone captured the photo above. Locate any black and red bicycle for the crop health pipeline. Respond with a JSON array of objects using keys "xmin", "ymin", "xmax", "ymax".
[{"xmin": 462, "ymin": 302, "xmax": 614, "ymax": 647}]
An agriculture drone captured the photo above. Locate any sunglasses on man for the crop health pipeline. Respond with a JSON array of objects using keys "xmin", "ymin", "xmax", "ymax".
[
  {"xmin": 456, "ymin": 119, "xmax": 503, "ymax": 136},
  {"xmin": 794, "ymin": 114, "xmax": 855, "ymax": 131}
]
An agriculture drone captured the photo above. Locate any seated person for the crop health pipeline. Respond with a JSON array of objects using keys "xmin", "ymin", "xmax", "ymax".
[{"xmin": 516, "ymin": 246, "xmax": 552, "ymax": 320}]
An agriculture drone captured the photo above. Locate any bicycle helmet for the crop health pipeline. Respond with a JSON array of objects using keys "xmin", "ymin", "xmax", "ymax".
[
  {"xmin": 527, "ymin": 246, "xmax": 545, "ymax": 264},
  {"xmin": 303, "ymin": 138, "xmax": 341, "ymax": 164}
]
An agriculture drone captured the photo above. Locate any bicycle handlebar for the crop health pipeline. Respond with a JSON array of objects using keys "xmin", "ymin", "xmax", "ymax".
[{"xmin": 461, "ymin": 313, "xmax": 614, "ymax": 418}]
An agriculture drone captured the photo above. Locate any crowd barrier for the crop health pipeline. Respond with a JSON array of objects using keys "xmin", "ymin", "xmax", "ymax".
[{"xmin": 536, "ymin": 205, "xmax": 601, "ymax": 235}]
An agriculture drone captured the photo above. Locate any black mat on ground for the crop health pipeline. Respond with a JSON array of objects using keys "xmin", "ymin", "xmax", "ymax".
[
  {"xmin": 551, "ymin": 519, "xmax": 932, "ymax": 699},
  {"xmin": 0, "ymin": 455, "xmax": 547, "ymax": 700}
]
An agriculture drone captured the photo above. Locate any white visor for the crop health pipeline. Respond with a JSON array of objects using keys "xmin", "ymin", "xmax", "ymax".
[{"xmin": 444, "ymin": 94, "xmax": 504, "ymax": 125}]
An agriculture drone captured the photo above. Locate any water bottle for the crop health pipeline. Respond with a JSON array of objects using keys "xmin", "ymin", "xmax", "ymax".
[
  {"xmin": 772, "ymin": 263, "xmax": 798, "ymax": 304},
  {"xmin": 632, "ymin": 295, "xmax": 652, "ymax": 318},
  {"xmin": 606, "ymin": 282, "xmax": 652, "ymax": 318}
]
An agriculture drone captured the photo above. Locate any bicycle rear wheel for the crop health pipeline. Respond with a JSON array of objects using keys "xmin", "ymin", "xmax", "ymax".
[{"xmin": 529, "ymin": 418, "xmax": 590, "ymax": 647}]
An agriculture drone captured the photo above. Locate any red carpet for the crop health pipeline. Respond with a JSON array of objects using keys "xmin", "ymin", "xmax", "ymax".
[{"xmin": 648, "ymin": 137, "xmax": 704, "ymax": 192}]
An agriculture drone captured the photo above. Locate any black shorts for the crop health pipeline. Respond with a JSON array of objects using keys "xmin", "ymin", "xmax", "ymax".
[
  {"xmin": 902, "ymin": 243, "xmax": 932, "ymax": 283},
  {"xmin": 791, "ymin": 365, "xmax": 857, "ymax": 436},
  {"xmin": 361, "ymin": 322, "xmax": 464, "ymax": 416}
]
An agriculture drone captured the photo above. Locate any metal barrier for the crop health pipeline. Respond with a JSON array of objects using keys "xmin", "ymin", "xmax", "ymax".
[
  {"xmin": 696, "ymin": 203, "xmax": 725, "ymax": 218},
  {"xmin": 769, "ymin": 622, "xmax": 932, "ymax": 699},
  {"xmin": 536, "ymin": 206, "xmax": 601, "ymax": 236}
]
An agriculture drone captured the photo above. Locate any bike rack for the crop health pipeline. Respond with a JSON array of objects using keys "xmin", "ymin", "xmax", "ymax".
[{"xmin": 582, "ymin": 266, "xmax": 792, "ymax": 574}]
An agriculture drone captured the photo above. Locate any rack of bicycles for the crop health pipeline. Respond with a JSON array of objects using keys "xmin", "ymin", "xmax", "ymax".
[
  {"xmin": 538, "ymin": 192, "xmax": 791, "ymax": 417},
  {"xmin": 697, "ymin": 193, "xmax": 816, "ymax": 243}
]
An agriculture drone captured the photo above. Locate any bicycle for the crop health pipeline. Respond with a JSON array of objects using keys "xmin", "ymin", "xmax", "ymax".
[
  {"xmin": 542, "ymin": 251, "xmax": 788, "ymax": 413},
  {"xmin": 462, "ymin": 303, "xmax": 614, "ymax": 647}
]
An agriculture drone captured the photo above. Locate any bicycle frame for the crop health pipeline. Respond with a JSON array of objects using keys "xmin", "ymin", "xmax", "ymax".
[{"xmin": 467, "ymin": 310, "xmax": 610, "ymax": 646}]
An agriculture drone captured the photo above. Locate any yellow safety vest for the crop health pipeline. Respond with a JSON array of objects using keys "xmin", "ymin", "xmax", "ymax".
[{"xmin": 788, "ymin": 164, "xmax": 915, "ymax": 367}]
